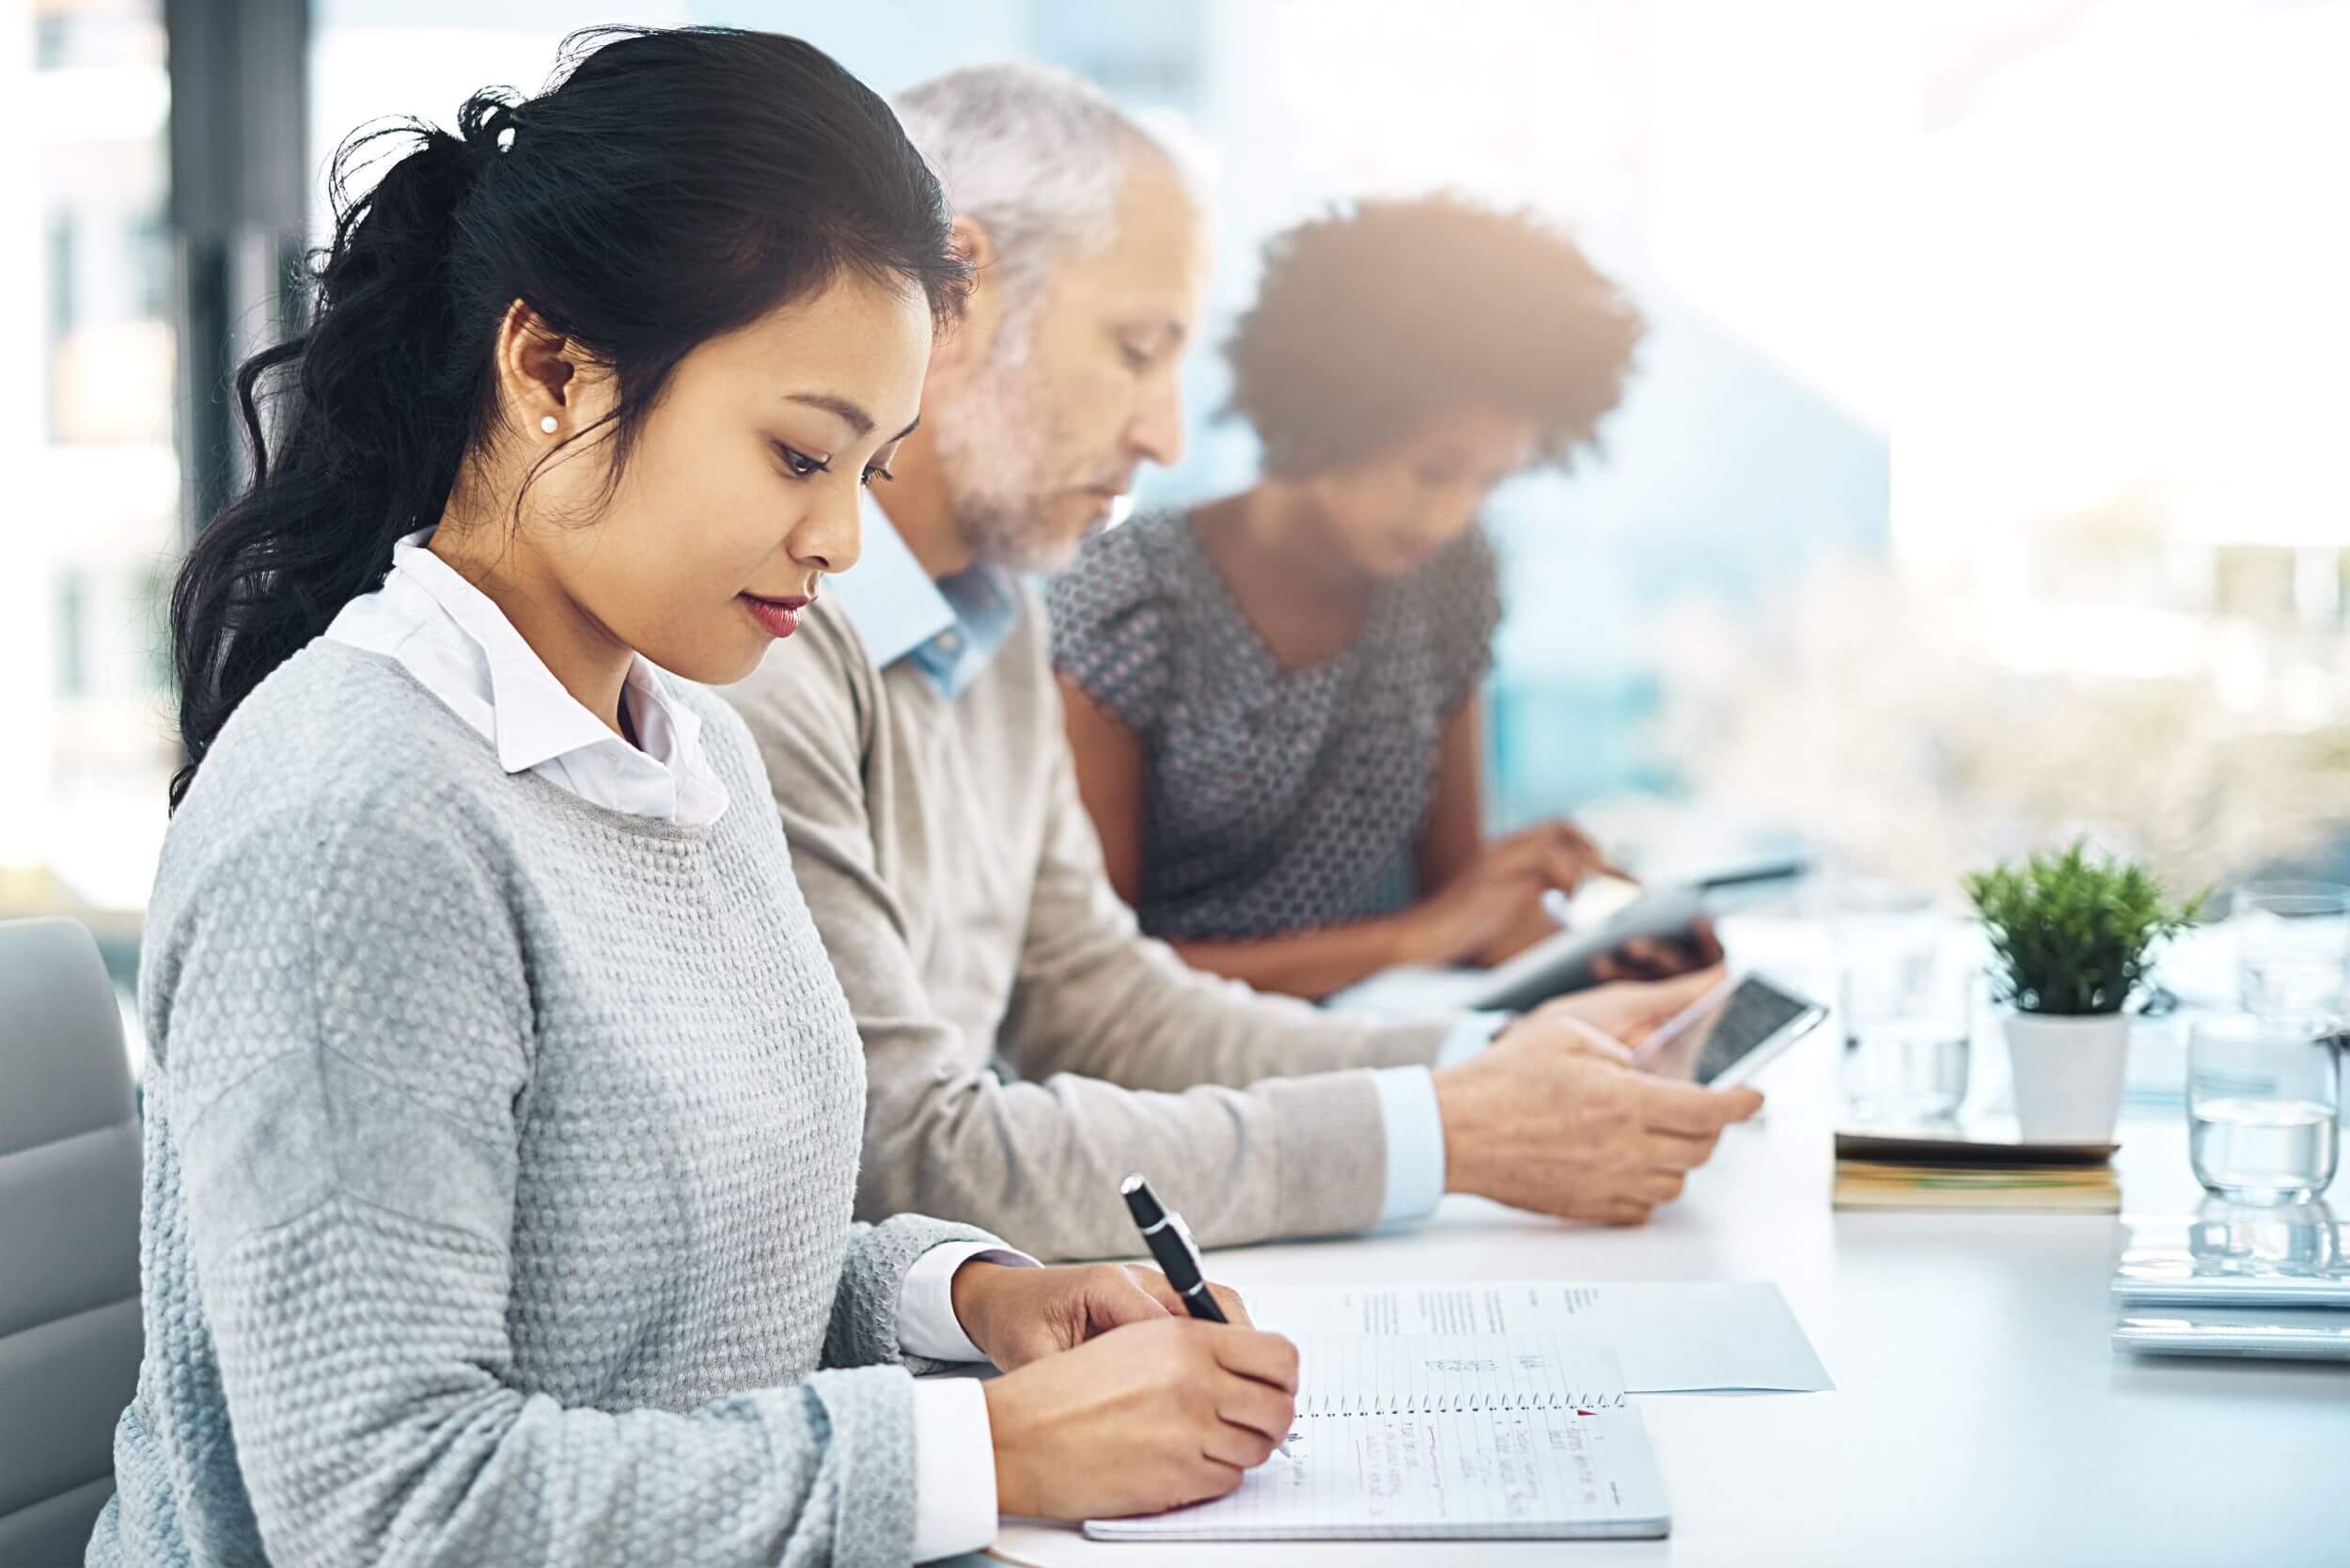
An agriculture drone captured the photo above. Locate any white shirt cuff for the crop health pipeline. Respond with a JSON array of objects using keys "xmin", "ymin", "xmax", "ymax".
[
  {"xmin": 909, "ymin": 1375, "xmax": 998, "ymax": 1561},
  {"xmin": 898, "ymin": 1240, "xmax": 1041, "ymax": 1364},
  {"xmin": 1371, "ymin": 1065, "xmax": 1449, "ymax": 1226}
]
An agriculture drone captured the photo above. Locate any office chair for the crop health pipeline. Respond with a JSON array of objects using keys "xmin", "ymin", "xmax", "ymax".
[{"xmin": 0, "ymin": 917, "xmax": 142, "ymax": 1565}]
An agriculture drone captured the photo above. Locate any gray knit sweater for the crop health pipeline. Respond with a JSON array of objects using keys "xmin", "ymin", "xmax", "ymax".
[{"xmin": 88, "ymin": 640, "xmax": 992, "ymax": 1568}]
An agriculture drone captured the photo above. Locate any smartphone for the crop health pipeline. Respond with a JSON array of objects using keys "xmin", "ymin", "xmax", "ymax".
[{"xmin": 1637, "ymin": 972, "xmax": 1826, "ymax": 1089}]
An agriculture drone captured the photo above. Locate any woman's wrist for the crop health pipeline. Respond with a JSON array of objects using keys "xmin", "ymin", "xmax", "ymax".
[
  {"xmin": 979, "ymin": 1375, "xmax": 1042, "ymax": 1516},
  {"xmin": 948, "ymin": 1258, "xmax": 1008, "ymax": 1352},
  {"xmin": 1379, "ymin": 906, "xmax": 1441, "ymax": 969}
]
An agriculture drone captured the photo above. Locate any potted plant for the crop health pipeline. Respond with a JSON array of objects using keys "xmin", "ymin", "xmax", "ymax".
[{"xmin": 1964, "ymin": 842, "xmax": 2204, "ymax": 1141}]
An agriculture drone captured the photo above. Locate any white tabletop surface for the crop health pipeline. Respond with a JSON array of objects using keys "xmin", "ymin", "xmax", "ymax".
[{"xmin": 982, "ymin": 918, "xmax": 2350, "ymax": 1568}]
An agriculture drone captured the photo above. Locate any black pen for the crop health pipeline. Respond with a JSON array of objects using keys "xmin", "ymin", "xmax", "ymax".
[
  {"xmin": 1120, "ymin": 1173, "xmax": 1227, "ymax": 1323},
  {"xmin": 1121, "ymin": 1174, "xmax": 1298, "ymax": 1457}
]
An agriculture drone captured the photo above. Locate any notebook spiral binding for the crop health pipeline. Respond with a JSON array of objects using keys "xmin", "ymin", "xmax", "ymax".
[{"xmin": 1299, "ymin": 1389, "xmax": 1631, "ymax": 1417}]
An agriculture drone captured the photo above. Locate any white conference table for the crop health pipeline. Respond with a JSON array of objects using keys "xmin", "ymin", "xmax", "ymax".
[{"xmin": 983, "ymin": 919, "xmax": 2350, "ymax": 1568}]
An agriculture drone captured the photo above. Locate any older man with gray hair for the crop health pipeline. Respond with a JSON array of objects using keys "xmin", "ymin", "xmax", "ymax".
[{"xmin": 722, "ymin": 63, "xmax": 1758, "ymax": 1262}]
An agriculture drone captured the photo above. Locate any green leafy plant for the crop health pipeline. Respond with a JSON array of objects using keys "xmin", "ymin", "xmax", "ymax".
[{"xmin": 1964, "ymin": 841, "xmax": 2206, "ymax": 1016}]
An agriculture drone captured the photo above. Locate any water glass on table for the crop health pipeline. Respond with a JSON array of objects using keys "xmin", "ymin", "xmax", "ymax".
[
  {"xmin": 1838, "ymin": 895, "xmax": 1973, "ymax": 1123},
  {"xmin": 2187, "ymin": 1015, "xmax": 2341, "ymax": 1203},
  {"xmin": 2186, "ymin": 1193, "xmax": 2339, "ymax": 1278},
  {"xmin": 2235, "ymin": 881, "xmax": 2350, "ymax": 1018}
]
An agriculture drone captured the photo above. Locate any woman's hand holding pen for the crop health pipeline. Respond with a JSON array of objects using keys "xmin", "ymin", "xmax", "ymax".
[
  {"xmin": 981, "ymin": 1316, "xmax": 1301, "ymax": 1520},
  {"xmin": 950, "ymin": 1261, "xmax": 1251, "ymax": 1372}
]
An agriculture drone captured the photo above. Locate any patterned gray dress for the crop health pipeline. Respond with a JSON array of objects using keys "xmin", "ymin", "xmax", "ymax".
[{"xmin": 1048, "ymin": 509, "xmax": 1502, "ymax": 943}]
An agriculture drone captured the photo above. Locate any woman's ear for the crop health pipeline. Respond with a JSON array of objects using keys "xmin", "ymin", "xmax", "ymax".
[
  {"xmin": 929, "ymin": 215, "xmax": 1007, "ymax": 384},
  {"xmin": 494, "ymin": 298, "xmax": 579, "ymax": 435}
]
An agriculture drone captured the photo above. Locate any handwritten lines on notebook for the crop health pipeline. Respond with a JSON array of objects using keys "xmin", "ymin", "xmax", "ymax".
[{"xmin": 1086, "ymin": 1333, "xmax": 1669, "ymax": 1541}]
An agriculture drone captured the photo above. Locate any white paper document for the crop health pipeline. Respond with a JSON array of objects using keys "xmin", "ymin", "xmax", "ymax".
[
  {"xmin": 1242, "ymin": 1279, "xmax": 1833, "ymax": 1393},
  {"xmin": 1086, "ymin": 1334, "xmax": 1668, "ymax": 1542}
]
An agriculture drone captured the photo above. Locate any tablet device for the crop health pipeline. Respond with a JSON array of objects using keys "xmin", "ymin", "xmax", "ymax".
[
  {"xmin": 1470, "ymin": 887, "xmax": 1712, "ymax": 1013},
  {"xmin": 1324, "ymin": 859, "xmax": 1810, "ymax": 1019},
  {"xmin": 1637, "ymin": 973, "xmax": 1825, "ymax": 1089}
]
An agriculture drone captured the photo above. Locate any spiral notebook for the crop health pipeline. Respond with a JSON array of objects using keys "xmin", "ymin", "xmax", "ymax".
[{"xmin": 1084, "ymin": 1334, "xmax": 1668, "ymax": 1542}]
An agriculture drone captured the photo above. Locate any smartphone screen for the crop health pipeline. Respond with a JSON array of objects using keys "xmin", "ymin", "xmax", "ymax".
[{"xmin": 1643, "ymin": 975, "xmax": 1824, "ymax": 1087}]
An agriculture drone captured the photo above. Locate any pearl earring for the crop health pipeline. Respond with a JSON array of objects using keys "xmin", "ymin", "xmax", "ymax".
[{"xmin": 540, "ymin": 415, "xmax": 559, "ymax": 435}]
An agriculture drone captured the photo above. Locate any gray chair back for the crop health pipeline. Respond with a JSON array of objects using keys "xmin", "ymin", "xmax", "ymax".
[{"xmin": 0, "ymin": 917, "xmax": 142, "ymax": 1566}]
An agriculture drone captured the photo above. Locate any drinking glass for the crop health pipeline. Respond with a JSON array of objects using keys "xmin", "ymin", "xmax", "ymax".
[
  {"xmin": 2235, "ymin": 881, "xmax": 2350, "ymax": 1020},
  {"xmin": 2186, "ymin": 1195, "xmax": 2340, "ymax": 1279},
  {"xmin": 2187, "ymin": 1015, "xmax": 2342, "ymax": 1203},
  {"xmin": 1837, "ymin": 885, "xmax": 1973, "ymax": 1122}
]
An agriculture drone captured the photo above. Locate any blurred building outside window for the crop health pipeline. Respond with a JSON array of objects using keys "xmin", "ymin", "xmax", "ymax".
[
  {"xmin": 2, "ymin": 0, "xmax": 177, "ymax": 1069},
  {"xmin": 1640, "ymin": 0, "xmax": 2350, "ymax": 902}
]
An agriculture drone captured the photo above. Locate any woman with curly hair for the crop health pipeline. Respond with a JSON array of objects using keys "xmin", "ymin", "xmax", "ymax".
[{"xmin": 1052, "ymin": 194, "xmax": 1666, "ymax": 1000}]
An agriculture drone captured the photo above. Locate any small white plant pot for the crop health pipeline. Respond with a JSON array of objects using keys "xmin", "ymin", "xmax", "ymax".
[{"xmin": 2002, "ymin": 1011, "xmax": 2131, "ymax": 1142}]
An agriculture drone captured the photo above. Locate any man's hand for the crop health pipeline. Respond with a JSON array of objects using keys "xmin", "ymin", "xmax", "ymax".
[
  {"xmin": 1440, "ymin": 971, "xmax": 1762, "ymax": 1225},
  {"xmin": 949, "ymin": 1260, "xmax": 1251, "ymax": 1372},
  {"xmin": 1512, "ymin": 966, "xmax": 1728, "ymax": 1058}
]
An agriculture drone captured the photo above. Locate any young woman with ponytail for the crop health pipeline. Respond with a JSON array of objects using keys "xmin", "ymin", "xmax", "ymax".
[{"xmin": 98, "ymin": 29, "xmax": 1295, "ymax": 1568}]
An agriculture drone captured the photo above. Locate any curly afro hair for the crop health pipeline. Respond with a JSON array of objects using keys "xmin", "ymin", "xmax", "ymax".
[{"xmin": 1222, "ymin": 194, "xmax": 1645, "ymax": 480}]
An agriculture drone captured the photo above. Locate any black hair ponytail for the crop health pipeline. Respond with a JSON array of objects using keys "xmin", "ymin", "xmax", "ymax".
[{"xmin": 168, "ymin": 27, "xmax": 966, "ymax": 808}]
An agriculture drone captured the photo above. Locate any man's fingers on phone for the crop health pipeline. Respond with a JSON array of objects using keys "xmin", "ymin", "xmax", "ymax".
[
  {"xmin": 1545, "ymin": 1013, "xmax": 1634, "ymax": 1062},
  {"xmin": 1631, "ymin": 1169, "xmax": 1688, "ymax": 1204},
  {"xmin": 1641, "ymin": 1126, "xmax": 1724, "ymax": 1167},
  {"xmin": 1653, "ymin": 964, "xmax": 1728, "ymax": 1005},
  {"xmin": 1640, "ymin": 1078, "xmax": 1763, "ymax": 1135},
  {"xmin": 1719, "ymin": 1085, "xmax": 1766, "ymax": 1120}
]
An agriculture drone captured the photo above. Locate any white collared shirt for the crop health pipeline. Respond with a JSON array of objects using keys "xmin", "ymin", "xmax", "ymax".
[
  {"xmin": 322, "ymin": 529, "xmax": 1034, "ymax": 1560},
  {"xmin": 325, "ymin": 529, "xmax": 730, "ymax": 826}
]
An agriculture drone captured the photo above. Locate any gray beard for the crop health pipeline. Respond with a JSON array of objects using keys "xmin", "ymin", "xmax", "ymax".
[
  {"xmin": 932, "ymin": 321, "xmax": 1087, "ymax": 576},
  {"xmin": 960, "ymin": 490, "xmax": 1088, "ymax": 576}
]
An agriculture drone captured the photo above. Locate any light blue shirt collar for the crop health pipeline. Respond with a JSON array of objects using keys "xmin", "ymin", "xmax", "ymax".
[{"xmin": 827, "ymin": 491, "xmax": 1020, "ymax": 698}]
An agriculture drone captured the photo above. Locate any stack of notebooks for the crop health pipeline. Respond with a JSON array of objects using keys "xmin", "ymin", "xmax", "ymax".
[
  {"xmin": 2111, "ymin": 1214, "xmax": 2350, "ymax": 1360},
  {"xmin": 1831, "ymin": 1128, "xmax": 2120, "ymax": 1213}
]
